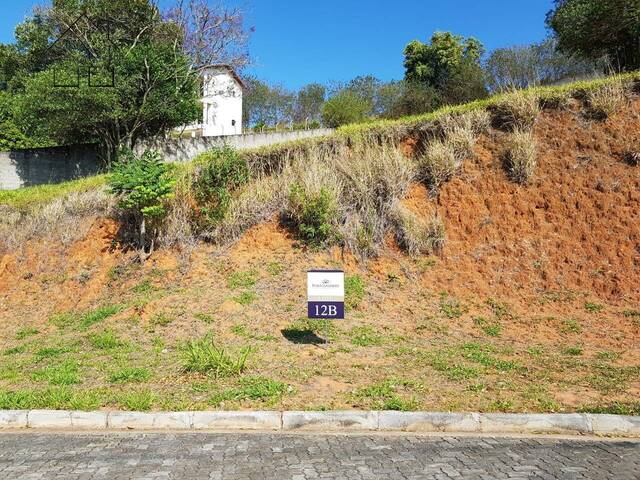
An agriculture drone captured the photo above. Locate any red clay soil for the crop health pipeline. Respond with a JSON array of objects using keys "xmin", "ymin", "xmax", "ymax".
[{"xmin": 423, "ymin": 102, "xmax": 640, "ymax": 305}]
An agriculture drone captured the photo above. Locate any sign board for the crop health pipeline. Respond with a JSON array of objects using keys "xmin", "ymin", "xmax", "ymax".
[{"xmin": 307, "ymin": 270, "xmax": 345, "ymax": 319}]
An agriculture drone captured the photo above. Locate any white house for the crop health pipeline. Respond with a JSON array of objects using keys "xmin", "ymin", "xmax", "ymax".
[{"xmin": 180, "ymin": 64, "xmax": 244, "ymax": 137}]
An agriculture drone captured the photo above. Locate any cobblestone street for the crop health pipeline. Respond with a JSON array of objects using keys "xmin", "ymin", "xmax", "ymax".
[{"xmin": 0, "ymin": 432, "xmax": 638, "ymax": 479}]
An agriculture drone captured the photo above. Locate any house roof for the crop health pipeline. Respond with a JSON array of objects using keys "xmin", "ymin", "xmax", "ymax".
[{"xmin": 201, "ymin": 64, "xmax": 246, "ymax": 90}]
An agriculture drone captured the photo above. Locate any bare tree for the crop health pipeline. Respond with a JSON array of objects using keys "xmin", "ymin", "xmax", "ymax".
[{"xmin": 165, "ymin": 0, "xmax": 252, "ymax": 71}]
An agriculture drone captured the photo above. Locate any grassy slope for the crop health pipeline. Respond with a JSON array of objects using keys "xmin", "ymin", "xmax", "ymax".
[
  {"xmin": 2, "ymin": 72, "xmax": 638, "ymax": 211},
  {"xmin": 0, "ymin": 175, "xmax": 107, "ymax": 211}
]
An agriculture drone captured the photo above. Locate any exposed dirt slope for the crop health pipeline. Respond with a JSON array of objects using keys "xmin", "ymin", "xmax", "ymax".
[{"xmin": 0, "ymin": 101, "xmax": 638, "ymax": 413}]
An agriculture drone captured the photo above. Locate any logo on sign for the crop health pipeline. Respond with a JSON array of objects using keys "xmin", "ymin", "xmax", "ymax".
[{"xmin": 307, "ymin": 270, "xmax": 345, "ymax": 319}]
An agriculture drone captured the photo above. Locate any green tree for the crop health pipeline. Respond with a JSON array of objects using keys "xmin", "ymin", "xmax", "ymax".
[
  {"xmin": 547, "ymin": 0, "xmax": 640, "ymax": 71},
  {"xmin": 403, "ymin": 31, "xmax": 488, "ymax": 104},
  {"xmin": 9, "ymin": 0, "xmax": 200, "ymax": 159},
  {"xmin": 242, "ymin": 76, "xmax": 295, "ymax": 129},
  {"xmin": 321, "ymin": 90, "xmax": 370, "ymax": 128},
  {"xmin": 108, "ymin": 149, "xmax": 174, "ymax": 258},
  {"xmin": 294, "ymin": 83, "xmax": 325, "ymax": 123},
  {"xmin": 384, "ymin": 81, "xmax": 441, "ymax": 118}
]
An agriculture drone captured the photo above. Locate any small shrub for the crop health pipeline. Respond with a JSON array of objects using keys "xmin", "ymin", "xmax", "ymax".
[
  {"xmin": 191, "ymin": 146, "xmax": 250, "ymax": 227},
  {"xmin": 491, "ymin": 90, "xmax": 540, "ymax": 130},
  {"xmin": 391, "ymin": 203, "xmax": 445, "ymax": 255},
  {"xmin": 345, "ymin": 275, "xmax": 365, "ymax": 309},
  {"xmin": 586, "ymin": 81, "xmax": 626, "ymax": 120},
  {"xmin": 417, "ymin": 139, "xmax": 459, "ymax": 191},
  {"xmin": 182, "ymin": 335, "xmax": 251, "ymax": 377},
  {"xmin": 288, "ymin": 184, "xmax": 340, "ymax": 245},
  {"xmin": 108, "ymin": 150, "xmax": 174, "ymax": 257},
  {"xmin": 502, "ymin": 128, "xmax": 537, "ymax": 184}
]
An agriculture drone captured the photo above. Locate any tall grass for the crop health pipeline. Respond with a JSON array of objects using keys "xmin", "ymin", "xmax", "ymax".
[
  {"xmin": 0, "ymin": 188, "xmax": 114, "ymax": 253},
  {"xmin": 502, "ymin": 129, "xmax": 538, "ymax": 184},
  {"xmin": 182, "ymin": 335, "xmax": 251, "ymax": 377},
  {"xmin": 585, "ymin": 81, "xmax": 627, "ymax": 119},
  {"xmin": 391, "ymin": 203, "xmax": 445, "ymax": 255}
]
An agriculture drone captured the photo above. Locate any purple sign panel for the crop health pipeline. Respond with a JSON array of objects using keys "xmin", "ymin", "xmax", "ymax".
[{"xmin": 308, "ymin": 301, "xmax": 345, "ymax": 320}]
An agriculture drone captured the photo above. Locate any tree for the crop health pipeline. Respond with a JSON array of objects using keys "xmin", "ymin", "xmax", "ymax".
[
  {"xmin": 383, "ymin": 81, "xmax": 440, "ymax": 118},
  {"xmin": 108, "ymin": 149, "xmax": 174, "ymax": 259},
  {"xmin": 321, "ymin": 90, "xmax": 370, "ymax": 127},
  {"xmin": 241, "ymin": 76, "xmax": 295, "ymax": 129},
  {"xmin": 546, "ymin": 0, "xmax": 640, "ymax": 71},
  {"xmin": 294, "ymin": 83, "xmax": 325, "ymax": 123},
  {"xmin": 4, "ymin": 0, "xmax": 250, "ymax": 158},
  {"xmin": 164, "ymin": 0, "xmax": 252, "ymax": 70},
  {"xmin": 485, "ymin": 38, "xmax": 600, "ymax": 92},
  {"xmin": 403, "ymin": 31, "xmax": 488, "ymax": 105}
]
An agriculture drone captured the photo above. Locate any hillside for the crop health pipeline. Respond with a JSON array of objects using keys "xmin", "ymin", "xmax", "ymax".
[{"xmin": 0, "ymin": 76, "xmax": 638, "ymax": 414}]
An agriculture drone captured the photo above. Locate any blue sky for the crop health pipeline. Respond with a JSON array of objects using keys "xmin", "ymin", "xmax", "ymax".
[{"xmin": 1, "ymin": 0, "xmax": 555, "ymax": 90}]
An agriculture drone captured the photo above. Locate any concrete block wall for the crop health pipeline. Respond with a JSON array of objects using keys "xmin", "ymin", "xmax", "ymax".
[
  {"xmin": 0, "ymin": 129, "xmax": 333, "ymax": 190},
  {"xmin": 136, "ymin": 128, "xmax": 334, "ymax": 163},
  {"xmin": 0, "ymin": 144, "xmax": 103, "ymax": 190}
]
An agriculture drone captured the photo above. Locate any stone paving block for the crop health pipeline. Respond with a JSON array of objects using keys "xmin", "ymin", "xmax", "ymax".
[
  {"xmin": 0, "ymin": 410, "xmax": 28, "ymax": 429},
  {"xmin": 378, "ymin": 412, "xmax": 481, "ymax": 432},
  {"xmin": 589, "ymin": 414, "xmax": 640, "ymax": 437},
  {"xmin": 479, "ymin": 413, "xmax": 591, "ymax": 434},
  {"xmin": 28, "ymin": 410, "xmax": 72, "ymax": 429},
  {"xmin": 70, "ymin": 411, "xmax": 108, "ymax": 429},
  {"xmin": 192, "ymin": 411, "xmax": 281, "ymax": 430},
  {"xmin": 283, "ymin": 411, "xmax": 378, "ymax": 431},
  {"xmin": 108, "ymin": 412, "xmax": 192, "ymax": 430}
]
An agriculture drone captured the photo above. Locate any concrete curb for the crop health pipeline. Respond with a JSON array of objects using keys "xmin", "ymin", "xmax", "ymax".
[{"xmin": 0, "ymin": 411, "xmax": 639, "ymax": 437}]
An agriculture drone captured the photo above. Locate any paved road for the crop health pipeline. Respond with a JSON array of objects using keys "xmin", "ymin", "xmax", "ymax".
[{"xmin": 0, "ymin": 432, "xmax": 638, "ymax": 479}]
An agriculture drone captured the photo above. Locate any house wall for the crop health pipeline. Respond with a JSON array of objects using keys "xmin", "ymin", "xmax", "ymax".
[{"xmin": 202, "ymin": 68, "xmax": 243, "ymax": 137}]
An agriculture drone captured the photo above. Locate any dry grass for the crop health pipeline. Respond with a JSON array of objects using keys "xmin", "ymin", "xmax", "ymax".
[
  {"xmin": 391, "ymin": 203, "xmax": 445, "ymax": 256},
  {"xmin": 0, "ymin": 188, "xmax": 114, "ymax": 253},
  {"xmin": 418, "ymin": 140, "xmax": 460, "ymax": 191},
  {"xmin": 334, "ymin": 142, "xmax": 415, "ymax": 256},
  {"xmin": 586, "ymin": 81, "xmax": 627, "ymax": 120},
  {"xmin": 211, "ymin": 174, "xmax": 290, "ymax": 243},
  {"xmin": 502, "ymin": 129, "xmax": 538, "ymax": 184},
  {"xmin": 491, "ymin": 90, "xmax": 540, "ymax": 131}
]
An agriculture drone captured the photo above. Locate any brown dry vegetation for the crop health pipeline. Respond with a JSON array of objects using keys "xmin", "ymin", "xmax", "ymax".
[{"xmin": 0, "ymin": 90, "xmax": 639, "ymax": 414}]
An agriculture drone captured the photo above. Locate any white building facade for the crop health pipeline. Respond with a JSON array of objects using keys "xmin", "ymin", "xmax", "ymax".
[{"xmin": 180, "ymin": 65, "xmax": 244, "ymax": 137}]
